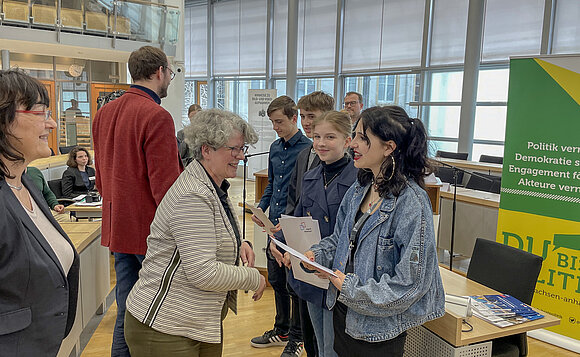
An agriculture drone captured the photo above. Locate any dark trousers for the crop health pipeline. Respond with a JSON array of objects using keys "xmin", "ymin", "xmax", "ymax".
[
  {"xmin": 267, "ymin": 254, "xmax": 291, "ymax": 334},
  {"xmin": 333, "ymin": 302, "xmax": 406, "ymax": 357},
  {"xmin": 299, "ymin": 296, "xmax": 318, "ymax": 356},
  {"xmin": 112, "ymin": 252, "xmax": 145, "ymax": 357}
]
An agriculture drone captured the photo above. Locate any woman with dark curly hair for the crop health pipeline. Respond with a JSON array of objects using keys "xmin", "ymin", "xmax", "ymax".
[
  {"xmin": 0, "ymin": 69, "xmax": 79, "ymax": 356},
  {"xmin": 305, "ymin": 106, "xmax": 445, "ymax": 357},
  {"xmin": 61, "ymin": 146, "xmax": 96, "ymax": 198}
]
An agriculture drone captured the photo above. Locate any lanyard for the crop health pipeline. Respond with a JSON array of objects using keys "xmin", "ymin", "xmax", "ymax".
[{"xmin": 347, "ymin": 198, "xmax": 382, "ymax": 266}]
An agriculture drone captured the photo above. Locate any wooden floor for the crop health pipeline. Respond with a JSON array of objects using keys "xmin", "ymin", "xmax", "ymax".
[{"xmin": 80, "ymin": 178, "xmax": 577, "ymax": 357}]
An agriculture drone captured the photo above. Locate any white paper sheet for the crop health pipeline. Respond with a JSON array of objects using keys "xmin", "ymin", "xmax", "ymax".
[
  {"xmin": 270, "ymin": 237, "xmax": 337, "ymax": 278},
  {"xmin": 74, "ymin": 202, "xmax": 102, "ymax": 207},
  {"xmin": 73, "ymin": 194, "xmax": 87, "ymax": 201},
  {"xmin": 245, "ymin": 203, "xmax": 277, "ymax": 233},
  {"xmin": 278, "ymin": 216, "xmax": 329, "ymax": 289}
]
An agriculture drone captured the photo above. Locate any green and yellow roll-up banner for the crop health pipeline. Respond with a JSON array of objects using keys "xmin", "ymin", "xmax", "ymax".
[{"xmin": 497, "ymin": 56, "xmax": 580, "ymax": 348}]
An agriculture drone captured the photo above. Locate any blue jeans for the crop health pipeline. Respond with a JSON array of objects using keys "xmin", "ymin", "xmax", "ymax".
[
  {"xmin": 307, "ymin": 301, "xmax": 337, "ymax": 357},
  {"xmin": 112, "ymin": 252, "xmax": 145, "ymax": 357}
]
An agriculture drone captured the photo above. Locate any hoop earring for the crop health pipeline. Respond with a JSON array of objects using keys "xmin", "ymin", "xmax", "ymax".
[{"xmin": 385, "ymin": 155, "xmax": 396, "ymax": 181}]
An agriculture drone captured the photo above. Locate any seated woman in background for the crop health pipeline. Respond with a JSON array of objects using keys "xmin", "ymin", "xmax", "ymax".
[
  {"xmin": 305, "ymin": 106, "xmax": 445, "ymax": 357},
  {"xmin": 26, "ymin": 166, "xmax": 65, "ymax": 213},
  {"xmin": 61, "ymin": 146, "xmax": 96, "ymax": 198},
  {"xmin": 125, "ymin": 109, "xmax": 266, "ymax": 357}
]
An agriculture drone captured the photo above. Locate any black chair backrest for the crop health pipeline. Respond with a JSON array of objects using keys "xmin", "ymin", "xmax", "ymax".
[
  {"xmin": 479, "ymin": 154, "xmax": 503, "ymax": 164},
  {"xmin": 435, "ymin": 167, "xmax": 464, "ymax": 184},
  {"xmin": 436, "ymin": 150, "xmax": 469, "ymax": 160},
  {"xmin": 48, "ymin": 179, "xmax": 64, "ymax": 199},
  {"xmin": 465, "ymin": 173, "xmax": 501, "ymax": 194},
  {"xmin": 59, "ymin": 145, "xmax": 76, "ymax": 155},
  {"xmin": 467, "ymin": 238, "xmax": 543, "ymax": 304}
]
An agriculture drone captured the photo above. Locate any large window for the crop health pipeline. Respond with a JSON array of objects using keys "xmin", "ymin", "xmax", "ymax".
[
  {"xmin": 342, "ymin": 0, "xmax": 424, "ymax": 71},
  {"xmin": 216, "ymin": 79, "xmax": 266, "ymax": 120},
  {"xmin": 213, "ymin": 0, "xmax": 267, "ymax": 76},
  {"xmin": 182, "ymin": 0, "xmax": 580, "ymax": 159},
  {"xmin": 273, "ymin": 0, "xmax": 337, "ymax": 75},
  {"xmin": 343, "ymin": 73, "xmax": 419, "ymax": 117},
  {"xmin": 422, "ymin": 70, "xmax": 463, "ymax": 155},
  {"xmin": 481, "ymin": 0, "xmax": 544, "ymax": 62},
  {"xmin": 472, "ymin": 67, "xmax": 509, "ymax": 160}
]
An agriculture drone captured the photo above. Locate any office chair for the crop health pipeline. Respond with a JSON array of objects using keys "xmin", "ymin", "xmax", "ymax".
[
  {"xmin": 465, "ymin": 174, "xmax": 501, "ymax": 194},
  {"xmin": 480, "ymin": 154, "xmax": 503, "ymax": 164},
  {"xmin": 59, "ymin": 145, "xmax": 76, "ymax": 155},
  {"xmin": 47, "ymin": 179, "xmax": 75, "ymax": 206},
  {"xmin": 434, "ymin": 151, "xmax": 469, "ymax": 184},
  {"xmin": 467, "ymin": 238, "xmax": 543, "ymax": 357},
  {"xmin": 436, "ymin": 150, "xmax": 469, "ymax": 160}
]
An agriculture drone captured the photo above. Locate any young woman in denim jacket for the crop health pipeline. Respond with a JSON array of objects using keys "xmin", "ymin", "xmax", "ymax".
[
  {"xmin": 279, "ymin": 111, "xmax": 357, "ymax": 357},
  {"xmin": 305, "ymin": 106, "xmax": 445, "ymax": 357}
]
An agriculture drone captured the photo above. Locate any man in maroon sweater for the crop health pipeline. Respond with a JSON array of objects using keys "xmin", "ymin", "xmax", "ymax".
[{"xmin": 92, "ymin": 46, "xmax": 183, "ymax": 357}]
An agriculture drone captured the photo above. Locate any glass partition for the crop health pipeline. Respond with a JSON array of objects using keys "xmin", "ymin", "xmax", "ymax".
[
  {"xmin": 165, "ymin": 8, "xmax": 180, "ymax": 45},
  {"xmin": 114, "ymin": 0, "xmax": 163, "ymax": 42},
  {"xmin": 2, "ymin": 0, "xmax": 30, "ymax": 23},
  {"xmin": 85, "ymin": 0, "xmax": 111, "ymax": 33},
  {"xmin": 58, "ymin": 80, "xmax": 91, "ymax": 148},
  {"xmin": 1, "ymin": 0, "xmax": 180, "ymax": 45},
  {"xmin": 60, "ymin": 0, "xmax": 82, "ymax": 29},
  {"xmin": 31, "ymin": 0, "xmax": 57, "ymax": 27},
  {"xmin": 9, "ymin": 52, "xmax": 54, "ymax": 79}
]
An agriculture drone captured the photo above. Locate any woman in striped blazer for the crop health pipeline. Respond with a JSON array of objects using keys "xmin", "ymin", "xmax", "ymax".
[{"xmin": 124, "ymin": 109, "xmax": 266, "ymax": 357}]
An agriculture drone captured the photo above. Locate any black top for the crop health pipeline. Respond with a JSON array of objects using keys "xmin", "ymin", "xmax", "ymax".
[
  {"xmin": 201, "ymin": 164, "xmax": 241, "ymax": 260},
  {"xmin": 61, "ymin": 166, "xmax": 96, "ymax": 199},
  {"xmin": 321, "ymin": 155, "xmax": 349, "ymax": 188}
]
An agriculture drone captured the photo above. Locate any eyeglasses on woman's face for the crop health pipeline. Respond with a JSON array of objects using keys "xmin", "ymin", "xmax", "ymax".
[
  {"xmin": 224, "ymin": 144, "xmax": 249, "ymax": 157},
  {"xmin": 15, "ymin": 109, "xmax": 52, "ymax": 121}
]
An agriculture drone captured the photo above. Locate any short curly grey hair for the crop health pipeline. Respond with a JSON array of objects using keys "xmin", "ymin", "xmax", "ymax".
[{"xmin": 183, "ymin": 109, "xmax": 258, "ymax": 161}]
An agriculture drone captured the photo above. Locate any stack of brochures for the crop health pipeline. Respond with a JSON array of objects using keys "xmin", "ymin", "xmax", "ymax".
[{"xmin": 469, "ymin": 294, "xmax": 544, "ymax": 328}]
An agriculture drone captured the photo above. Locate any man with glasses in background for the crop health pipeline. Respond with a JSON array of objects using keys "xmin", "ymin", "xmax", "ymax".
[
  {"xmin": 343, "ymin": 91, "xmax": 364, "ymax": 124},
  {"xmin": 92, "ymin": 45, "xmax": 183, "ymax": 357}
]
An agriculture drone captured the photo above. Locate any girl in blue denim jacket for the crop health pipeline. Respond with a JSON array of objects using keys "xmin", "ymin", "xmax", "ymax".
[
  {"xmin": 305, "ymin": 106, "xmax": 445, "ymax": 357},
  {"xmin": 280, "ymin": 111, "xmax": 357, "ymax": 357}
]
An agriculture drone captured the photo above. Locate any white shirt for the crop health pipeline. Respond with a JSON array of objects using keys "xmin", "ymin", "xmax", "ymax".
[{"xmin": 21, "ymin": 192, "xmax": 74, "ymax": 274}]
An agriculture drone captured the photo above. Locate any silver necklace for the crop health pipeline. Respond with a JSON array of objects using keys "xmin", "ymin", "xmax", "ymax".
[
  {"xmin": 323, "ymin": 171, "xmax": 340, "ymax": 188},
  {"xmin": 7, "ymin": 182, "xmax": 23, "ymax": 191}
]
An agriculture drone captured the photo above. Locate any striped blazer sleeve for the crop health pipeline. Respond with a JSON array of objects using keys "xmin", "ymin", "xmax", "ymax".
[{"xmin": 167, "ymin": 191, "xmax": 261, "ymax": 293}]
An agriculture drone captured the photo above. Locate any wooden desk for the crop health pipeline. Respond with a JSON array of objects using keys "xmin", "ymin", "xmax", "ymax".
[
  {"xmin": 437, "ymin": 158, "xmax": 503, "ymax": 174},
  {"xmin": 64, "ymin": 203, "xmax": 103, "ymax": 220},
  {"xmin": 59, "ymin": 221, "xmax": 101, "ymax": 252},
  {"xmin": 57, "ymin": 221, "xmax": 110, "ymax": 357},
  {"xmin": 254, "ymin": 168, "xmax": 442, "ymax": 214},
  {"xmin": 423, "ymin": 267, "xmax": 559, "ymax": 347},
  {"xmin": 438, "ymin": 187, "xmax": 500, "ymax": 257},
  {"xmin": 440, "ymin": 186, "xmax": 500, "ymax": 209},
  {"xmin": 254, "ymin": 168, "xmax": 269, "ymax": 203}
]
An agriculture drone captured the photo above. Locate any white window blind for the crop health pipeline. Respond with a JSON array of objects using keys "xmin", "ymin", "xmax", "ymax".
[
  {"xmin": 184, "ymin": 4, "xmax": 207, "ymax": 77},
  {"xmin": 273, "ymin": 0, "xmax": 337, "ymax": 76},
  {"xmin": 430, "ymin": 0, "xmax": 468, "ymax": 65},
  {"xmin": 552, "ymin": 0, "xmax": 580, "ymax": 54},
  {"xmin": 213, "ymin": 0, "xmax": 267, "ymax": 76},
  {"xmin": 343, "ymin": 0, "xmax": 382, "ymax": 71},
  {"xmin": 272, "ymin": 0, "xmax": 288, "ymax": 76},
  {"xmin": 482, "ymin": 0, "xmax": 544, "ymax": 62},
  {"xmin": 343, "ymin": 0, "xmax": 424, "ymax": 71},
  {"xmin": 297, "ymin": 0, "xmax": 337, "ymax": 74}
]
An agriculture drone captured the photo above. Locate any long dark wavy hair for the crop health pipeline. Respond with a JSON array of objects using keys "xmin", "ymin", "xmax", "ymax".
[
  {"xmin": 0, "ymin": 69, "xmax": 50, "ymax": 179},
  {"xmin": 356, "ymin": 106, "xmax": 433, "ymax": 197}
]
